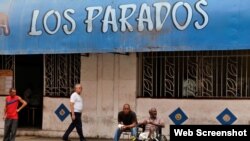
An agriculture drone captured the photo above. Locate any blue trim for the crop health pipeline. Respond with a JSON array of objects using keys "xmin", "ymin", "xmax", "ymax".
[
  {"xmin": 216, "ymin": 108, "xmax": 237, "ymax": 125},
  {"xmin": 55, "ymin": 104, "xmax": 70, "ymax": 122},
  {"xmin": 169, "ymin": 107, "xmax": 188, "ymax": 125}
]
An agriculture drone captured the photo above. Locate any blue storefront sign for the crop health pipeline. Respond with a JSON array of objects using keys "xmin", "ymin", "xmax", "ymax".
[{"xmin": 0, "ymin": 0, "xmax": 249, "ymax": 54}]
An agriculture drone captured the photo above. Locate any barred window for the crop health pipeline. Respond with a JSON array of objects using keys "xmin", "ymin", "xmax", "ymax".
[
  {"xmin": 45, "ymin": 54, "xmax": 81, "ymax": 97},
  {"xmin": 0, "ymin": 55, "xmax": 15, "ymax": 70},
  {"xmin": 0, "ymin": 55, "xmax": 80, "ymax": 97},
  {"xmin": 0, "ymin": 55, "xmax": 15, "ymax": 91},
  {"xmin": 138, "ymin": 51, "xmax": 250, "ymax": 98}
]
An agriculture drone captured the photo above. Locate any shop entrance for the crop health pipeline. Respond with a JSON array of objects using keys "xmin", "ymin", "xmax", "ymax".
[{"xmin": 15, "ymin": 55, "xmax": 43, "ymax": 128}]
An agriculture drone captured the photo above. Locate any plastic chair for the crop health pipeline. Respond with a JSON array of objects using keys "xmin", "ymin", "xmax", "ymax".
[{"xmin": 122, "ymin": 129, "xmax": 131, "ymax": 140}]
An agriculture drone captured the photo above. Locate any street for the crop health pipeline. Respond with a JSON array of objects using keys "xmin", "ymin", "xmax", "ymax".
[{"xmin": 0, "ymin": 136, "xmax": 112, "ymax": 141}]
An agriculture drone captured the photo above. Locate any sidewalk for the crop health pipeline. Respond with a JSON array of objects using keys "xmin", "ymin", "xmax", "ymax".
[{"xmin": 0, "ymin": 136, "xmax": 113, "ymax": 141}]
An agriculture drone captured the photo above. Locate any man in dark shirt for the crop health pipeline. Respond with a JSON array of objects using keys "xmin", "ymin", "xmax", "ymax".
[{"xmin": 114, "ymin": 104, "xmax": 137, "ymax": 141}]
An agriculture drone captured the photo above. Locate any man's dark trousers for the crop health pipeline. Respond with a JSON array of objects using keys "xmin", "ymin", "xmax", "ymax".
[
  {"xmin": 3, "ymin": 119, "xmax": 18, "ymax": 141},
  {"xmin": 63, "ymin": 112, "xmax": 86, "ymax": 141}
]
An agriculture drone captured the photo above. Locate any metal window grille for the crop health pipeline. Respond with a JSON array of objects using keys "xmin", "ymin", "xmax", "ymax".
[
  {"xmin": 138, "ymin": 51, "xmax": 250, "ymax": 98},
  {"xmin": 0, "ymin": 55, "xmax": 15, "ymax": 87},
  {"xmin": 45, "ymin": 54, "xmax": 81, "ymax": 97}
]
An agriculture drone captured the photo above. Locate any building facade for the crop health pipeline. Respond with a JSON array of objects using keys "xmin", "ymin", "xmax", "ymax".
[{"xmin": 1, "ymin": 0, "xmax": 250, "ymax": 139}]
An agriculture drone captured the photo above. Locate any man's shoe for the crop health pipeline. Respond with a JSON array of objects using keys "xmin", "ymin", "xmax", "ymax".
[
  {"xmin": 81, "ymin": 138, "xmax": 87, "ymax": 141},
  {"xmin": 131, "ymin": 136, "xmax": 136, "ymax": 141}
]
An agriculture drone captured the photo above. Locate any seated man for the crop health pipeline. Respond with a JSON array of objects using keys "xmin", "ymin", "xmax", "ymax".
[
  {"xmin": 139, "ymin": 108, "xmax": 165, "ymax": 140},
  {"xmin": 114, "ymin": 104, "xmax": 137, "ymax": 141}
]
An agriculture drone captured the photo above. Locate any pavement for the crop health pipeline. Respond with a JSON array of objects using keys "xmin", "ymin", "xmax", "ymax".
[{"xmin": 0, "ymin": 136, "xmax": 113, "ymax": 141}]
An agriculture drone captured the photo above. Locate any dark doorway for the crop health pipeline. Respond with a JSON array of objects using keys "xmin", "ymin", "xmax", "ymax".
[{"xmin": 15, "ymin": 55, "xmax": 43, "ymax": 128}]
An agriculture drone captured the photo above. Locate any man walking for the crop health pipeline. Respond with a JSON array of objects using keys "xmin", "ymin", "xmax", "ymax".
[
  {"xmin": 62, "ymin": 84, "xmax": 86, "ymax": 141},
  {"xmin": 3, "ymin": 88, "xmax": 27, "ymax": 141}
]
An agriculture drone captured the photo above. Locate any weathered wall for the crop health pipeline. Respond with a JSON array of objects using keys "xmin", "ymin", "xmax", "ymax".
[
  {"xmin": 0, "ymin": 98, "xmax": 5, "ymax": 135},
  {"xmin": 0, "ymin": 53, "xmax": 138, "ymax": 138},
  {"xmin": 41, "ymin": 53, "xmax": 138, "ymax": 138},
  {"xmin": 80, "ymin": 53, "xmax": 137, "ymax": 138},
  {"xmin": 1, "ymin": 53, "xmax": 250, "ymax": 139}
]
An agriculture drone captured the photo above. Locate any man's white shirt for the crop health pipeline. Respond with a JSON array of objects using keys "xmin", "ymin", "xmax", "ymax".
[{"xmin": 70, "ymin": 92, "xmax": 83, "ymax": 113}]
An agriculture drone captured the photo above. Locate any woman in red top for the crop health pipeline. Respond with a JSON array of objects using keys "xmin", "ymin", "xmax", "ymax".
[{"xmin": 3, "ymin": 88, "xmax": 27, "ymax": 141}]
